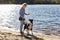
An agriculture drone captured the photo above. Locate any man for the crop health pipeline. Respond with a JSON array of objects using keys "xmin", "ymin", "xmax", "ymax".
[{"xmin": 19, "ymin": 3, "xmax": 29, "ymax": 35}]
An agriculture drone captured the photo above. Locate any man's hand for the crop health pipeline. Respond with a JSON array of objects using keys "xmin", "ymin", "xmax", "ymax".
[
  {"xmin": 25, "ymin": 13, "xmax": 30, "ymax": 15},
  {"xmin": 27, "ymin": 13, "xmax": 30, "ymax": 15}
]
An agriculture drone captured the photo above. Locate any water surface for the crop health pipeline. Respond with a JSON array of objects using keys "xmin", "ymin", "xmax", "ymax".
[{"xmin": 0, "ymin": 5, "xmax": 60, "ymax": 35}]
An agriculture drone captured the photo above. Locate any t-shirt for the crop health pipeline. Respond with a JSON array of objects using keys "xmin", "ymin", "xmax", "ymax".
[{"xmin": 19, "ymin": 7, "xmax": 25, "ymax": 18}]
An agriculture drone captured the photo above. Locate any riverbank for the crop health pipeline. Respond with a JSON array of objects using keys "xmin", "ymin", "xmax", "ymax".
[{"xmin": 0, "ymin": 26, "xmax": 60, "ymax": 40}]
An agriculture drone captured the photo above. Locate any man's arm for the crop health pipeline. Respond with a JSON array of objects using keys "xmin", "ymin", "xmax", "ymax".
[{"xmin": 25, "ymin": 13, "xmax": 30, "ymax": 15}]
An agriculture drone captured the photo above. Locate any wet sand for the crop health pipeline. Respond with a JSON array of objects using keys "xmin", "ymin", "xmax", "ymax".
[
  {"xmin": 0, "ymin": 27, "xmax": 42, "ymax": 40},
  {"xmin": 0, "ymin": 27, "xmax": 60, "ymax": 40}
]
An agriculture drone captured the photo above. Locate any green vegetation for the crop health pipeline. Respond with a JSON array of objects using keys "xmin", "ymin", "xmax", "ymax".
[{"xmin": 0, "ymin": 0, "xmax": 60, "ymax": 4}]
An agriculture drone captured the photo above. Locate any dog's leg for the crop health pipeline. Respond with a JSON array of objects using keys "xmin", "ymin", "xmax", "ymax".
[{"xmin": 26, "ymin": 29, "xmax": 29, "ymax": 35}]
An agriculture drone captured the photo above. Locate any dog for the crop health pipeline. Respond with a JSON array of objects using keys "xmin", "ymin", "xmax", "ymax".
[{"xmin": 24, "ymin": 19, "xmax": 33, "ymax": 35}]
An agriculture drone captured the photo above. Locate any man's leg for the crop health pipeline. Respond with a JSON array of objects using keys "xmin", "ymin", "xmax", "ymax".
[{"xmin": 20, "ymin": 20, "xmax": 24, "ymax": 34}]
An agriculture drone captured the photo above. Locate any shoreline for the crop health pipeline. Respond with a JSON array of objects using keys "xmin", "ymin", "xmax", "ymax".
[{"xmin": 0, "ymin": 26, "xmax": 60, "ymax": 40}]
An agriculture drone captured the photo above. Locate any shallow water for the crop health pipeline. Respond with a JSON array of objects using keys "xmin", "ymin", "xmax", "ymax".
[{"xmin": 0, "ymin": 5, "xmax": 60, "ymax": 35}]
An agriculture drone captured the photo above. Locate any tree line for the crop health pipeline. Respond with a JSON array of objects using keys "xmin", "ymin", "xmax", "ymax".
[{"xmin": 0, "ymin": 0, "xmax": 60, "ymax": 4}]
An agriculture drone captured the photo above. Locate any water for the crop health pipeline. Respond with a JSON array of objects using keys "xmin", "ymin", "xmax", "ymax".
[{"xmin": 0, "ymin": 5, "xmax": 60, "ymax": 35}]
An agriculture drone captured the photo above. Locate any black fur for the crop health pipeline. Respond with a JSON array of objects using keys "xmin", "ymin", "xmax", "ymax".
[{"xmin": 24, "ymin": 19, "xmax": 33, "ymax": 31}]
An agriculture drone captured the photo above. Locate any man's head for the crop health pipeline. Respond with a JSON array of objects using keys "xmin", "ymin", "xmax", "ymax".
[{"xmin": 22, "ymin": 3, "xmax": 27, "ymax": 8}]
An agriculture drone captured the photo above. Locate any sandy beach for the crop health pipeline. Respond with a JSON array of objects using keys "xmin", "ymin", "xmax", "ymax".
[{"xmin": 0, "ymin": 26, "xmax": 60, "ymax": 40}]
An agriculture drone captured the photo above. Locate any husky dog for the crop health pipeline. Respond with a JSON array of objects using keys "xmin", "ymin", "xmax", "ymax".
[{"xmin": 24, "ymin": 19, "xmax": 33, "ymax": 35}]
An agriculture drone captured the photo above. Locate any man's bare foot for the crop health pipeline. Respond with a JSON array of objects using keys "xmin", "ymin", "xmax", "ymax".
[{"xmin": 20, "ymin": 32, "xmax": 24, "ymax": 36}]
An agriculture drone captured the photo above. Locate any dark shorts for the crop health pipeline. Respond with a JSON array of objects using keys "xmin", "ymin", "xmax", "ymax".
[{"xmin": 19, "ymin": 16, "xmax": 25, "ymax": 21}]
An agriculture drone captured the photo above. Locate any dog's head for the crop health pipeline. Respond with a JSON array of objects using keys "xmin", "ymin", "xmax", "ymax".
[{"xmin": 29, "ymin": 19, "xmax": 33, "ymax": 24}]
